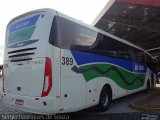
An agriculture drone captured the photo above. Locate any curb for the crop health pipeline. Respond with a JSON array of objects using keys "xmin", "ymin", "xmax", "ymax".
[
  {"xmin": 129, "ymin": 103, "xmax": 160, "ymax": 112},
  {"xmin": 129, "ymin": 88, "xmax": 160, "ymax": 112}
]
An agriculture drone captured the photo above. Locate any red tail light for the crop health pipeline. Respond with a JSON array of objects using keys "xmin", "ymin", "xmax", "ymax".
[{"xmin": 41, "ymin": 57, "xmax": 52, "ymax": 97}]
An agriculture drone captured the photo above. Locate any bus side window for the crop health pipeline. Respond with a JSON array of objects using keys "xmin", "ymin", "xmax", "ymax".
[
  {"xmin": 49, "ymin": 16, "xmax": 59, "ymax": 47},
  {"xmin": 116, "ymin": 51, "xmax": 132, "ymax": 60},
  {"xmin": 101, "ymin": 35, "xmax": 133, "ymax": 60},
  {"xmin": 145, "ymin": 54, "xmax": 156, "ymax": 73},
  {"xmin": 49, "ymin": 16, "xmax": 77, "ymax": 49},
  {"xmin": 60, "ymin": 18, "xmax": 77, "ymax": 49},
  {"xmin": 70, "ymin": 26, "xmax": 98, "ymax": 52},
  {"xmin": 59, "ymin": 18, "xmax": 98, "ymax": 50},
  {"xmin": 76, "ymin": 26, "xmax": 97, "ymax": 46},
  {"xmin": 90, "ymin": 34, "xmax": 117, "ymax": 57},
  {"xmin": 130, "ymin": 49, "xmax": 145, "ymax": 63}
]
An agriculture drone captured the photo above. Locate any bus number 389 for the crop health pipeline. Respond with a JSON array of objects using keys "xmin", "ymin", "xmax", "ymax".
[{"xmin": 62, "ymin": 57, "xmax": 73, "ymax": 65}]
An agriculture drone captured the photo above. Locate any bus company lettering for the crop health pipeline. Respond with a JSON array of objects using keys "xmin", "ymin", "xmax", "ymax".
[
  {"xmin": 135, "ymin": 65, "xmax": 144, "ymax": 71},
  {"xmin": 15, "ymin": 21, "xmax": 29, "ymax": 30}
]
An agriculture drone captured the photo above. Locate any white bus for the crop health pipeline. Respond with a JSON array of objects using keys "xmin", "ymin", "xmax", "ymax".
[{"xmin": 2, "ymin": 8, "xmax": 158, "ymax": 114}]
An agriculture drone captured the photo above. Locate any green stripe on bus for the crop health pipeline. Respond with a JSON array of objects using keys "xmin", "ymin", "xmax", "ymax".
[
  {"xmin": 8, "ymin": 26, "xmax": 36, "ymax": 45},
  {"xmin": 79, "ymin": 64, "xmax": 145, "ymax": 90}
]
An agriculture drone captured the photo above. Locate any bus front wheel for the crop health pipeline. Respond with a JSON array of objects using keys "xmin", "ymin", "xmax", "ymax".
[{"xmin": 97, "ymin": 87, "xmax": 111, "ymax": 112}]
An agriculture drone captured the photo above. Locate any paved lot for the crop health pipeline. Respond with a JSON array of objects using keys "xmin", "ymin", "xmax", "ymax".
[{"xmin": 0, "ymin": 78, "xmax": 160, "ymax": 120}]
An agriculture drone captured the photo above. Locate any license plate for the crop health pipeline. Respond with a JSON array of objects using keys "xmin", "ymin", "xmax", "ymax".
[{"xmin": 15, "ymin": 99, "xmax": 24, "ymax": 105}]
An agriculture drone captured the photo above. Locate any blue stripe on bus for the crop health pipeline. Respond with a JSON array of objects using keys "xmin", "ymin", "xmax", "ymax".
[
  {"xmin": 9, "ymin": 15, "xmax": 40, "ymax": 33},
  {"xmin": 71, "ymin": 50, "xmax": 147, "ymax": 73}
]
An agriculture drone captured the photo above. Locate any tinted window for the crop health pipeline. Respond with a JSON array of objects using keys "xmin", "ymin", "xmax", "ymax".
[
  {"xmin": 49, "ymin": 16, "xmax": 145, "ymax": 63},
  {"xmin": 60, "ymin": 17, "xmax": 77, "ymax": 49},
  {"xmin": 146, "ymin": 54, "xmax": 156, "ymax": 72},
  {"xmin": 90, "ymin": 34, "xmax": 145, "ymax": 62},
  {"xmin": 49, "ymin": 16, "xmax": 97, "ymax": 49},
  {"xmin": 133, "ymin": 50, "xmax": 145, "ymax": 63},
  {"xmin": 49, "ymin": 16, "xmax": 77, "ymax": 49},
  {"xmin": 76, "ymin": 26, "xmax": 97, "ymax": 46},
  {"xmin": 49, "ymin": 16, "xmax": 59, "ymax": 46}
]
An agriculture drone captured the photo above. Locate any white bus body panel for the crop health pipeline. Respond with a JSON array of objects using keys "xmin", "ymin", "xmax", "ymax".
[
  {"xmin": 60, "ymin": 49, "xmax": 87, "ymax": 112},
  {"xmin": 5, "ymin": 58, "xmax": 45, "ymax": 96},
  {"xmin": 3, "ymin": 9, "xmax": 62, "ymax": 114}
]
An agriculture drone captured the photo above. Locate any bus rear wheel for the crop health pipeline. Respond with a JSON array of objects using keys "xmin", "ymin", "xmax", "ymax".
[
  {"xmin": 145, "ymin": 80, "xmax": 150, "ymax": 93},
  {"xmin": 97, "ymin": 87, "xmax": 111, "ymax": 112}
]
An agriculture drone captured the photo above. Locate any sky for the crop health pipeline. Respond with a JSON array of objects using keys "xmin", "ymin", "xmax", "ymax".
[{"xmin": 0, "ymin": 0, "xmax": 109, "ymax": 64}]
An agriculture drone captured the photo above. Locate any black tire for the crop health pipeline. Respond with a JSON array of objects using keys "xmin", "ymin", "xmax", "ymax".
[
  {"xmin": 97, "ymin": 87, "xmax": 111, "ymax": 112},
  {"xmin": 145, "ymin": 80, "xmax": 150, "ymax": 93},
  {"xmin": 147, "ymin": 80, "xmax": 150, "ymax": 89}
]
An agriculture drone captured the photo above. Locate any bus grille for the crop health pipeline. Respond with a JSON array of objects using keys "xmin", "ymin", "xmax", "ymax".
[{"xmin": 8, "ymin": 47, "xmax": 36, "ymax": 62}]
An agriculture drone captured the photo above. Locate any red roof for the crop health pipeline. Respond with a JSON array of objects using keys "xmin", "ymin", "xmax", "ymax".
[{"xmin": 117, "ymin": 0, "xmax": 160, "ymax": 7}]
